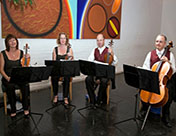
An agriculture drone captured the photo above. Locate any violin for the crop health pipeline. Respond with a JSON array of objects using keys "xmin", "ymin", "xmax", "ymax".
[
  {"xmin": 21, "ymin": 43, "xmax": 30, "ymax": 67},
  {"xmin": 140, "ymin": 41, "xmax": 173, "ymax": 107},
  {"xmin": 65, "ymin": 44, "xmax": 73, "ymax": 60},
  {"xmin": 65, "ymin": 55, "xmax": 73, "ymax": 60},
  {"xmin": 104, "ymin": 39, "xmax": 114, "ymax": 65}
]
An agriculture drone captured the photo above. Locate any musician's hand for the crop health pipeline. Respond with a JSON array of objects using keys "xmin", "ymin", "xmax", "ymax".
[
  {"xmin": 161, "ymin": 56, "xmax": 168, "ymax": 62},
  {"xmin": 7, "ymin": 76, "xmax": 10, "ymax": 82},
  {"xmin": 67, "ymin": 52, "xmax": 73, "ymax": 60},
  {"xmin": 95, "ymin": 79, "xmax": 100, "ymax": 84},
  {"xmin": 25, "ymin": 54, "xmax": 30, "ymax": 58},
  {"xmin": 68, "ymin": 56, "xmax": 73, "ymax": 60},
  {"xmin": 108, "ymin": 48, "xmax": 114, "ymax": 56}
]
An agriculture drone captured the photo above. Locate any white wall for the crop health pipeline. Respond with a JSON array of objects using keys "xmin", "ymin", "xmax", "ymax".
[
  {"xmin": 0, "ymin": 0, "xmax": 164, "ymax": 91},
  {"xmin": 115, "ymin": 0, "xmax": 162, "ymax": 71},
  {"xmin": 161, "ymin": 0, "xmax": 176, "ymax": 56}
]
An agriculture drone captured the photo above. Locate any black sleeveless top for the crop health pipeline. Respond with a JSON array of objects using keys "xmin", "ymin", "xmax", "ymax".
[
  {"xmin": 55, "ymin": 46, "xmax": 70, "ymax": 60},
  {"xmin": 1, "ymin": 50, "xmax": 23, "ymax": 80}
]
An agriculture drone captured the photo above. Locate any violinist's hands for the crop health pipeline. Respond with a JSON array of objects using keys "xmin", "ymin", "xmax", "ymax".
[
  {"xmin": 67, "ymin": 52, "xmax": 73, "ymax": 60},
  {"xmin": 108, "ymin": 48, "xmax": 114, "ymax": 56},
  {"xmin": 25, "ymin": 54, "xmax": 30, "ymax": 59}
]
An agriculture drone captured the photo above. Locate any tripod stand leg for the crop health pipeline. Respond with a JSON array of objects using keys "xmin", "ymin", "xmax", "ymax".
[
  {"xmin": 30, "ymin": 112, "xmax": 43, "ymax": 125},
  {"xmin": 45, "ymin": 102, "xmax": 76, "ymax": 122},
  {"xmin": 29, "ymin": 114, "xmax": 40, "ymax": 135},
  {"xmin": 141, "ymin": 105, "xmax": 151, "ymax": 130},
  {"xmin": 77, "ymin": 105, "xmax": 92, "ymax": 119},
  {"xmin": 114, "ymin": 94, "xmax": 140, "ymax": 126},
  {"xmin": 66, "ymin": 103, "xmax": 76, "ymax": 114},
  {"xmin": 8, "ymin": 112, "xmax": 42, "ymax": 135},
  {"xmin": 45, "ymin": 103, "xmax": 62, "ymax": 113}
]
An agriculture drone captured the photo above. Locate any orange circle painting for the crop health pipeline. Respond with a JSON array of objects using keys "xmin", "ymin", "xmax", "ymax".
[
  {"xmin": 1, "ymin": 0, "xmax": 71, "ymax": 38},
  {"xmin": 81, "ymin": 0, "xmax": 122, "ymax": 39},
  {"xmin": 87, "ymin": 4, "xmax": 107, "ymax": 33}
]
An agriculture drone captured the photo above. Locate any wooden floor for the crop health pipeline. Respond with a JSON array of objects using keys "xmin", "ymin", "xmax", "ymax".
[{"xmin": 1, "ymin": 73, "xmax": 176, "ymax": 136}]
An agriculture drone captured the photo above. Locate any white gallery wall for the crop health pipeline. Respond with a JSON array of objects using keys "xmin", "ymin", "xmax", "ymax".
[
  {"xmin": 1, "ymin": 0, "xmax": 175, "ymax": 91},
  {"xmin": 161, "ymin": 0, "xmax": 176, "ymax": 56}
]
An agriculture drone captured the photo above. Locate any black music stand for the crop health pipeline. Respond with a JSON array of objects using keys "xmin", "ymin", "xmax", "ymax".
[
  {"xmin": 77, "ymin": 60, "xmax": 115, "ymax": 119},
  {"xmin": 113, "ymin": 64, "xmax": 160, "ymax": 131},
  {"xmin": 45, "ymin": 60, "xmax": 80, "ymax": 114},
  {"xmin": 9, "ymin": 66, "xmax": 52, "ymax": 135}
]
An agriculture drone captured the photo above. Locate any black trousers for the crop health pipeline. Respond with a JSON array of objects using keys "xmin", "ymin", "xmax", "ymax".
[
  {"xmin": 2, "ymin": 79, "xmax": 30, "ymax": 114},
  {"xmin": 51, "ymin": 76, "xmax": 70, "ymax": 98},
  {"xmin": 85, "ymin": 76, "xmax": 109, "ymax": 104},
  {"xmin": 141, "ymin": 73, "xmax": 176, "ymax": 118}
]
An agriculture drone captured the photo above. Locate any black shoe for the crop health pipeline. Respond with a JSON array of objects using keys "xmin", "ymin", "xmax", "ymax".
[
  {"xmin": 11, "ymin": 115, "xmax": 17, "ymax": 120},
  {"xmin": 96, "ymin": 101, "xmax": 106, "ymax": 107},
  {"xmin": 164, "ymin": 121, "xmax": 172, "ymax": 128},
  {"xmin": 162, "ymin": 120, "xmax": 172, "ymax": 128},
  {"xmin": 52, "ymin": 101, "xmax": 58, "ymax": 106},
  {"xmin": 162, "ymin": 116, "xmax": 172, "ymax": 128},
  {"xmin": 64, "ymin": 103, "xmax": 70, "ymax": 109},
  {"xmin": 24, "ymin": 114, "xmax": 30, "ymax": 119},
  {"xmin": 89, "ymin": 103, "xmax": 96, "ymax": 109}
]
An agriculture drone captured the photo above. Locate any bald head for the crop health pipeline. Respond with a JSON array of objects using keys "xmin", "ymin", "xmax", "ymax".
[
  {"xmin": 155, "ymin": 34, "xmax": 167, "ymax": 51},
  {"xmin": 97, "ymin": 34, "xmax": 105, "ymax": 48}
]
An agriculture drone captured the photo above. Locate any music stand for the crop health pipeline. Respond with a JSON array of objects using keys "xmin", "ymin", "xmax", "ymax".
[
  {"xmin": 77, "ymin": 60, "xmax": 115, "ymax": 119},
  {"xmin": 9, "ymin": 66, "xmax": 52, "ymax": 135},
  {"xmin": 113, "ymin": 64, "xmax": 159, "ymax": 131},
  {"xmin": 45, "ymin": 60, "xmax": 80, "ymax": 114}
]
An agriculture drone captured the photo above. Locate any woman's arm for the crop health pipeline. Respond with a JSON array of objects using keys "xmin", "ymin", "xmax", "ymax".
[
  {"xmin": 68, "ymin": 47, "xmax": 74, "ymax": 60},
  {"xmin": 52, "ymin": 48, "xmax": 56, "ymax": 60},
  {"xmin": 0, "ymin": 53, "xmax": 10, "ymax": 82}
]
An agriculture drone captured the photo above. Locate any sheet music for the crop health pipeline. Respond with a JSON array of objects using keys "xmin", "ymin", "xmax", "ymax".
[
  {"xmin": 30, "ymin": 65, "xmax": 46, "ymax": 67},
  {"xmin": 79, "ymin": 59, "xmax": 108, "ymax": 65},
  {"xmin": 60, "ymin": 59, "xmax": 79, "ymax": 62},
  {"xmin": 94, "ymin": 60, "xmax": 108, "ymax": 65},
  {"xmin": 136, "ymin": 66, "xmax": 151, "ymax": 71}
]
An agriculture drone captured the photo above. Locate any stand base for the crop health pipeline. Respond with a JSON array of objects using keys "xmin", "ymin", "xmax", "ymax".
[
  {"xmin": 113, "ymin": 94, "xmax": 142, "ymax": 130},
  {"xmin": 77, "ymin": 104, "xmax": 108, "ymax": 119},
  {"xmin": 8, "ymin": 111, "xmax": 43, "ymax": 135},
  {"xmin": 114, "ymin": 117, "xmax": 141, "ymax": 128},
  {"xmin": 45, "ymin": 101, "xmax": 76, "ymax": 116}
]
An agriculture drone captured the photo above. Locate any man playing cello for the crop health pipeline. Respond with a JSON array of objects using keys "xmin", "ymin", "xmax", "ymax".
[{"xmin": 141, "ymin": 34, "xmax": 176, "ymax": 127}]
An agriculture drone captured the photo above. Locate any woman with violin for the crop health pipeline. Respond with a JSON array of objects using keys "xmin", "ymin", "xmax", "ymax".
[
  {"xmin": 0, "ymin": 34, "xmax": 30, "ymax": 119},
  {"xmin": 141, "ymin": 34, "xmax": 176, "ymax": 128},
  {"xmin": 51, "ymin": 32, "xmax": 73, "ymax": 108},
  {"xmin": 85, "ymin": 34, "xmax": 117, "ymax": 106}
]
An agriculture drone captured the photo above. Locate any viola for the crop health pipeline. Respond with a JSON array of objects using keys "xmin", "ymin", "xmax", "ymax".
[
  {"xmin": 65, "ymin": 55, "xmax": 73, "ymax": 60},
  {"xmin": 65, "ymin": 44, "xmax": 73, "ymax": 60},
  {"xmin": 140, "ymin": 41, "xmax": 173, "ymax": 107},
  {"xmin": 104, "ymin": 39, "xmax": 114, "ymax": 65},
  {"xmin": 21, "ymin": 43, "xmax": 30, "ymax": 67}
]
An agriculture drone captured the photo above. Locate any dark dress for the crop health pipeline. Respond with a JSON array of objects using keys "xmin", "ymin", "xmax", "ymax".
[
  {"xmin": 51, "ymin": 46, "xmax": 71, "ymax": 98},
  {"xmin": 1, "ymin": 50, "xmax": 30, "ymax": 114}
]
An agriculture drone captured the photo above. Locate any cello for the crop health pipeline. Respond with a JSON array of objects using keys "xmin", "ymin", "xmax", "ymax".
[
  {"xmin": 21, "ymin": 43, "xmax": 30, "ymax": 67},
  {"xmin": 140, "ymin": 41, "xmax": 173, "ymax": 107},
  {"xmin": 104, "ymin": 39, "xmax": 114, "ymax": 65}
]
